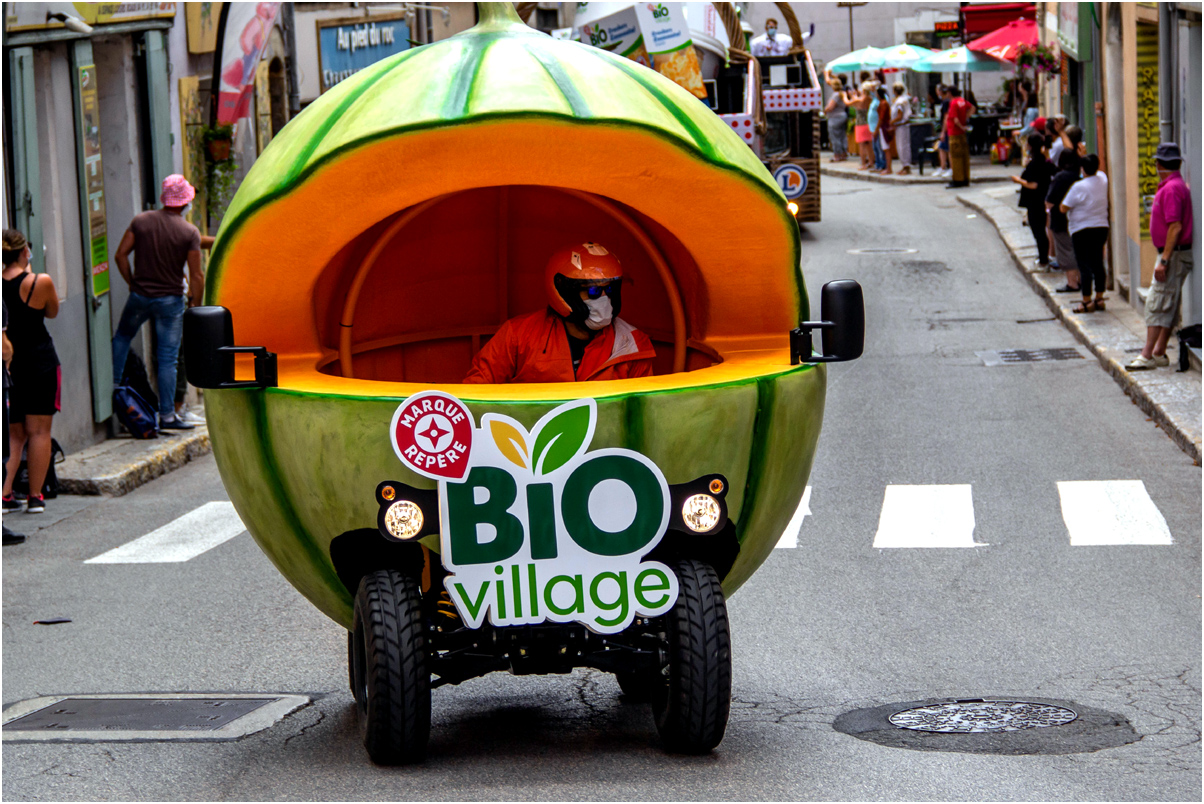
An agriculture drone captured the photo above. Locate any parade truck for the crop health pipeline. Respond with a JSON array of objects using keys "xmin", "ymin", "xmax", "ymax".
[
  {"xmin": 573, "ymin": 2, "xmax": 823, "ymax": 223},
  {"xmin": 185, "ymin": 2, "xmax": 860, "ymax": 765}
]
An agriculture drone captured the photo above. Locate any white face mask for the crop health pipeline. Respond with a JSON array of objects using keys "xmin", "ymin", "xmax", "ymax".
[
  {"xmin": 583, "ymin": 296, "xmax": 613, "ymax": 330},
  {"xmin": 767, "ymin": 27, "xmax": 777, "ymax": 37}
]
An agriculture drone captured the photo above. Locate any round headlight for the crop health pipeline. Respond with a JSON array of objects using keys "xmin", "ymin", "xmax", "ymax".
[
  {"xmin": 682, "ymin": 494, "xmax": 721, "ymax": 533},
  {"xmin": 787, "ymin": 201, "xmax": 799, "ymax": 216},
  {"xmin": 384, "ymin": 500, "xmax": 424, "ymax": 540}
]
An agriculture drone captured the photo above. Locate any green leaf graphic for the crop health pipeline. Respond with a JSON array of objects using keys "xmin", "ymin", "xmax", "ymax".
[{"xmin": 532, "ymin": 404, "xmax": 591, "ymax": 475}]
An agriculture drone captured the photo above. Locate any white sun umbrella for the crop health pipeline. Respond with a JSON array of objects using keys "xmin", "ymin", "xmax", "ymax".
[
  {"xmin": 911, "ymin": 46, "xmax": 1013, "ymax": 72},
  {"xmin": 880, "ymin": 43, "xmax": 937, "ymax": 69},
  {"xmin": 825, "ymin": 46, "xmax": 886, "ymax": 74}
]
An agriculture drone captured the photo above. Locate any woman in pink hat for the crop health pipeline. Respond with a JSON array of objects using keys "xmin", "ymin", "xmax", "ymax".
[{"xmin": 110, "ymin": 175, "xmax": 207, "ymax": 431}]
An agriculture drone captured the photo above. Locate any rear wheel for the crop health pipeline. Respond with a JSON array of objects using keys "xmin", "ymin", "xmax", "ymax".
[
  {"xmin": 352, "ymin": 569, "xmax": 431, "ymax": 764},
  {"xmin": 651, "ymin": 559, "xmax": 731, "ymax": 754}
]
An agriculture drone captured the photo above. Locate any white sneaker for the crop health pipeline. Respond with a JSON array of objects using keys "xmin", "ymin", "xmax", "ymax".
[
  {"xmin": 1126, "ymin": 355, "xmax": 1158, "ymax": 370},
  {"xmin": 176, "ymin": 404, "xmax": 207, "ymax": 425},
  {"xmin": 1154, "ymin": 354, "xmax": 1170, "ymax": 367}
]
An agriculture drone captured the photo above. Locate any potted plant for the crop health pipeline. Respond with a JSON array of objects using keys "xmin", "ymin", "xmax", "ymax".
[{"xmin": 202, "ymin": 123, "xmax": 235, "ymax": 163}]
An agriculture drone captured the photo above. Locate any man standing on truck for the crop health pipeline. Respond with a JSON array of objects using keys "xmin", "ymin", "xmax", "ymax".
[
  {"xmin": 463, "ymin": 242, "xmax": 656, "ymax": 384},
  {"xmin": 751, "ymin": 18, "xmax": 790, "ymax": 57}
]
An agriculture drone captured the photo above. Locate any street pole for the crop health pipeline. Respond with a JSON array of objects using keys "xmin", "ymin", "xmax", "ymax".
[
  {"xmin": 837, "ymin": 2, "xmax": 867, "ymax": 53},
  {"xmin": 282, "ymin": 2, "xmax": 301, "ymax": 119},
  {"xmin": 1158, "ymin": 2, "xmax": 1177, "ymax": 143}
]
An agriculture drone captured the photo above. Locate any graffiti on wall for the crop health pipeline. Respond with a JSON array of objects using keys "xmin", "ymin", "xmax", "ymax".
[{"xmin": 1136, "ymin": 22, "xmax": 1160, "ymax": 238}]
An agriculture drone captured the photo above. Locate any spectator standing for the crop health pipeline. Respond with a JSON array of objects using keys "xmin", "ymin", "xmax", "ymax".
[
  {"xmin": 1, "ymin": 229, "xmax": 60, "ymax": 515},
  {"xmin": 891, "ymin": 82, "xmax": 913, "ymax": 175},
  {"xmin": 851, "ymin": 81, "xmax": 874, "ymax": 170},
  {"xmin": 945, "ymin": 86, "xmax": 974, "ymax": 188},
  {"xmin": 1128, "ymin": 142, "xmax": 1195, "ymax": 370},
  {"xmin": 871, "ymin": 87, "xmax": 892, "ymax": 174},
  {"xmin": 1047, "ymin": 114, "xmax": 1068, "ymax": 167},
  {"xmin": 1047, "ymin": 149, "xmax": 1082, "ymax": 292},
  {"xmin": 1060, "ymin": 154, "xmax": 1110, "ymax": 313},
  {"xmin": 823, "ymin": 71, "xmax": 849, "ymax": 162},
  {"xmin": 1012, "ymin": 133, "xmax": 1054, "ymax": 267},
  {"xmin": 2, "ymin": 300, "xmax": 25, "ymax": 544},
  {"xmin": 934, "ymin": 85, "xmax": 952, "ymax": 178},
  {"xmin": 111, "ymin": 175, "xmax": 204, "ymax": 431},
  {"xmin": 750, "ymin": 18, "xmax": 790, "ymax": 57},
  {"xmin": 1017, "ymin": 83, "xmax": 1040, "ymax": 163}
]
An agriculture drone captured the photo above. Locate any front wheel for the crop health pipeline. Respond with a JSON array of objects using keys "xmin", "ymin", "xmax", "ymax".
[
  {"xmin": 651, "ymin": 559, "xmax": 732, "ymax": 754},
  {"xmin": 352, "ymin": 569, "xmax": 431, "ymax": 765}
]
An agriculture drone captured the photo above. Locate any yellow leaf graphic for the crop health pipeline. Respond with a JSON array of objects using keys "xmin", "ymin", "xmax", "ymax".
[{"xmin": 490, "ymin": 420, "xmax": 529, "ymax": 469}]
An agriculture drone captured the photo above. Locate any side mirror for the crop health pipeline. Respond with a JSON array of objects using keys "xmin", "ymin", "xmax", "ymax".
[
  {"xmin": 184, "ymin": 306, "xmax": 278, "ymax": 389},
  {"xmin": 790, "ymin": 280, "xmax": 864, "ymax": 364}
]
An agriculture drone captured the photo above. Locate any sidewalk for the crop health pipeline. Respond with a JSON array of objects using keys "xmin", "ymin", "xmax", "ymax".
[
  {"xmin": 959, "ymin": 184, "xmax": 1203, "ymax": 464},
  {"xmin": 58, "ymin": 417, "xmax": 211, "ymax": 497},
  {"xmin": 820, "ymin": 152, "xmax": 1015, "ymax": 186}
]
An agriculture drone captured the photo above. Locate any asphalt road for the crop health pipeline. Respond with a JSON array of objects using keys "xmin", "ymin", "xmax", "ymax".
[{"xmin": 3, "ymin": 176, "xmax": 1200, "ymax": 801}]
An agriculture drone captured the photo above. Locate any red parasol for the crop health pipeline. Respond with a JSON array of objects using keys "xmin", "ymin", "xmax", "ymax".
[{"xmin": 966, "ymin": 18, "xmax": 1038, "ymax": 63}]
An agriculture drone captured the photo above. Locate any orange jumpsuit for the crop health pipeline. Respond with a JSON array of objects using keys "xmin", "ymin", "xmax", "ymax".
[{"xmin": 464, "ymin": 309, "xmax": 656, "ymax": 384}]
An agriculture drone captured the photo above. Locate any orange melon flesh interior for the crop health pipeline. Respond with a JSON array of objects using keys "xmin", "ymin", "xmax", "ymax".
[{"xmin": 214, "ymin": 120, "xmax": 801, "ymax": 396}]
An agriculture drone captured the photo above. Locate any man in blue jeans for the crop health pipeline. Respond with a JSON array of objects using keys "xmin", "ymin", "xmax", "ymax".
[{"xmin": 112, "ymin": 175, "xmax": 211, "ymax": 430}]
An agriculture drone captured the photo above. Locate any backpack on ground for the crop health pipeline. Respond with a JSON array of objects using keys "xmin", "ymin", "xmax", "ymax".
[
  {"xmin": 13, "ymin": 438, "xmax": 65, "ymax": 498},
  {"xmin": 1177, "ymin": 324, "xmax": 1201, "ymax": 373},
  {"xmin": 113, "ymin": 384, "xmax": 158, "ymax": 439}
]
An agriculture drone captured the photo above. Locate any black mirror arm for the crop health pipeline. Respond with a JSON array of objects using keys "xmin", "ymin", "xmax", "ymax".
[
  {"xmin": 790, "ymin": 321, "xmax": 841, "ymax": 364},
  {"xmin": 216, "ymin": 346, "xmax": 278, "ymax": 389}
]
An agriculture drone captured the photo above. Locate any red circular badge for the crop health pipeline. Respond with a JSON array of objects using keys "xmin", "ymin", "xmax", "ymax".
[{"xmin": 390, "ymin": 392, "xmax": 474, "ymax": 480}]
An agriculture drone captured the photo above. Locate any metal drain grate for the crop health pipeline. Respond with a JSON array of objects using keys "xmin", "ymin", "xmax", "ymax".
[
  {"xmin": 4, "ymin": 697, "xmax": 273, "ymax": 732},
  {"xmin": 2, "ymin": 694, "xmax": 310, "ymax": 742},
  {"xmin": 888, "ymin": 700, "xmax": 1078, "ymax": 733},
  {"xmin": 976, "ymin": 348, "xmax": 1086, "ymax": 366}
]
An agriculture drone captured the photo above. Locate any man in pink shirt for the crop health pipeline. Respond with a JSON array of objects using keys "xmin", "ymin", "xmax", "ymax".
[{"xmin": 1129, "ymin": 142, "xmax": 1195, "ymax": 370}]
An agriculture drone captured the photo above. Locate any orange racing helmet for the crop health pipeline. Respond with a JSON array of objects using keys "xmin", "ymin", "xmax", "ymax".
[{"xmin": 545, "ymin": 242, "xmax": 624, "ymax": 318}]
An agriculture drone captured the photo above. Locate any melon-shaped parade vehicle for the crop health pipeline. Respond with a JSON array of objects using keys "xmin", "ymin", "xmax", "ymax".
[{"xmin": 185, "ymin": 2, "xmax": 862, "ymax": 764}]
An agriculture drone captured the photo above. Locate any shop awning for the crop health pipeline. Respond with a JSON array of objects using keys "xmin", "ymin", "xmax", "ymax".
[
  {"xmin": 966, "ymin": 18, "xmax": 1038, "ymax": 62},
  {"xmin": 961, "ymin": 3, "xmax": 1036, "ymax": 39}
]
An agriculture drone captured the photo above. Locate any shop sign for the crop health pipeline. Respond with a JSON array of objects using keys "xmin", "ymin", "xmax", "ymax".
[
  {"xmin": 1136, "ymin": 23, "xmax": 1160, "ymax": 238},
  {"xmin": 77, "ymin": 65, "xmax": 109, "ymax": 297},
  {"xmin": 773, "ymin": 163, "xmax": 808, "ymax": 199},
  {"xmin": 317, "ymin": 13, "xmax": 410, "ymax": 94},
  {"xmin": 391, "ymin": 393, "xmax": 679, "ymax": 634},
  {"xmin": 934, "ymin": 20, "xmax": 959, "ymax": 39},
  {"xmin": 5, "ymin": 2, "xmax": 175, "ymax": 32},
  {"xmin": 1057, "ymin": 2, "xmax": 1080, "ymax": 60}
]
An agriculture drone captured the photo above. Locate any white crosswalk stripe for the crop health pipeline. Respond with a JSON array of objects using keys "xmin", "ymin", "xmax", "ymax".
[
  {"xmin": 873, "ymin": 484, "xmax": 984, "ymax": 548},
  {"xmin": 85, "ymin": 502, "xmax": 246, "ymax": 564},
  {"xmin": 774, "ymin": 486, "xmax": 812, "ymax": 549},
  {"xmin": 1057, "ymin": 480, "xmax": 1174, "ymax": 545}
]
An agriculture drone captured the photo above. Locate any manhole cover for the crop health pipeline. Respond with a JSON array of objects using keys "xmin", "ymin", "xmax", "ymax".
[
  {"xmin": 2, "ymin": 694, "xmax": 310, "ymax": 742},
  {"xmin": 976, "ymin": 348, "xmax": 1086, "ymax": 366},
  {"xmin": 888, "ymin": 700, "xmax": 1077, "ymax": 733},
  {"xmin": 834, "ymin": 697, "xmax": 1139, "ymax": 756},
  {"xmin": 847, "ymin": 247, "xmax": 918, "ymax": 254}
]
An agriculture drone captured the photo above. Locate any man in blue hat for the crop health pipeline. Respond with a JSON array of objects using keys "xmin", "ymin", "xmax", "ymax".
[{"xmin": 1128, "ymin": 142, "xmax": 1195, "ymax": 370}]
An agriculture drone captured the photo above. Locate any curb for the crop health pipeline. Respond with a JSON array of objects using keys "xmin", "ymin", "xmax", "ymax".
[
  {"xmin": 58, "ymin": 428, "xmax": 212, "ymax": 497},
  {"xmin": 820, "ymin": 165, "xmax": 1011, "ymax": 186},
  {"xmin": 958, "ymin": 193, "xmax": 1202, "ymax": 464}
]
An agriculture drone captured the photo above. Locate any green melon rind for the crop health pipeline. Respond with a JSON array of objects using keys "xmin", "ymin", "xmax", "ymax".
[
  {"xmin": 206, "ymin": 15, "xmax": 806, "ymax": 320},
  {"xmin": 207, "ymin": 362, "xmax": 824, "ymax": 629}
]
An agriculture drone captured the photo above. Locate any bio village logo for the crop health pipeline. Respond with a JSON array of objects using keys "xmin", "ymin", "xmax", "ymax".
[{"xmin": 391, "ymin": 392, "xmax": 679, "ymax": 635}]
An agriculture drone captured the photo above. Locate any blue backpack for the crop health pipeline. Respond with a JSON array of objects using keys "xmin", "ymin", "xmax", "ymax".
[{"xmin": 113, "ymin": 385, "xmax": 158, "ymax": 439}]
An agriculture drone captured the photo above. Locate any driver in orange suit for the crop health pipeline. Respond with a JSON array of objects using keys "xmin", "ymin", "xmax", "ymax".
[{"xmin": 464, "ymin": 242, "xmax": 656, "ymax": 383}]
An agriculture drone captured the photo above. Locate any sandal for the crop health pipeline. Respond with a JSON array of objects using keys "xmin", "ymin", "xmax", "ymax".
[
  {"xmin": 1093, "ymin": 297, "xmax": 1106, "ymax": 311},
  {"xmin": 1072, "ymin": 300, "xmax": 1095, "ymax": 314}
]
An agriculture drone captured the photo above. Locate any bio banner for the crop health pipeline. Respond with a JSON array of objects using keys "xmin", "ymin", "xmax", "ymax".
[
  {"xmin": 579, "ymin": 6, "xmax": 650, "ymax": 68},
  {"xmin": 632, "ymin": 3, "xmax": 706, "ymax": 99},
  {"xmin": 391, "ymin": 393, "xmax": 679, "ymax": 635}
]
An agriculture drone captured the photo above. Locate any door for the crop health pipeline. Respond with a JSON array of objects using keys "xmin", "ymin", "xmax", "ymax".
[
  {"xmin": 7, "ymin": 47, "xmax": 43, "ymax": 275},
  {"xmin": 70, "ymin": 39, "xmax": 114, "ymax": 422}
]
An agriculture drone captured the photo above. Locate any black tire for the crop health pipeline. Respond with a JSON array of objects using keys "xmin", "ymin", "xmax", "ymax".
[
  {"xmin": 347, "ymin": 630, "xmax": 359, "ymax": 701},
  {"xmin": 353, "ymin": 569, "xmax": 431, "ymax": 765},
  {"xmin": 651, "ymin": 559, "xmax": 731, "ymax": 754}
]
